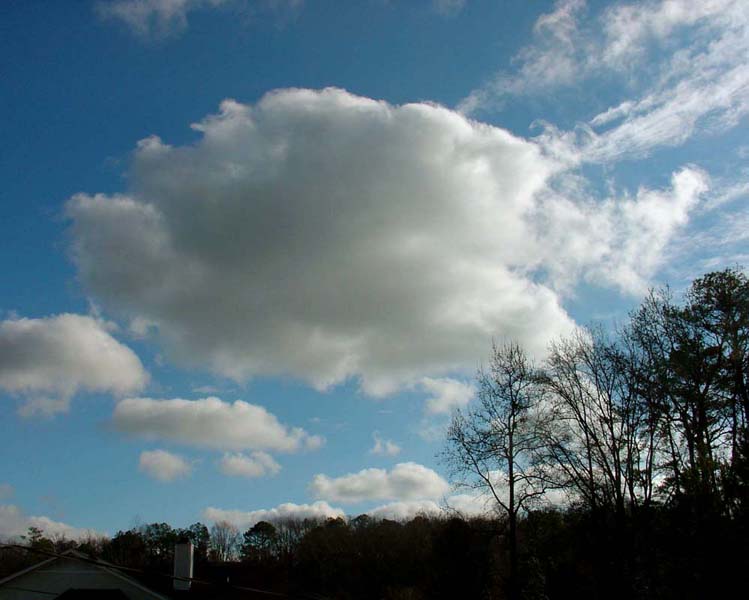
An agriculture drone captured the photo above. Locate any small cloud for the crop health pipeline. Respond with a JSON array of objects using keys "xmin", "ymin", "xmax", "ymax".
[
  {"xmin": 433, "ymin": 0, "xmax": 465, "ymax": 17},
  {"xmin": 17, "ymin": 397, "xmax": 72, "ymax": 419},
  {"xmin": 304, "ymin": 434, "xmax": 326, "ymax": 450},
  {"xmin": 0, "ymin": 484, "xmax": 14, "ymax": 500},
  {"xmin": 139, "ymin": 449, "xmax": 192, "ymax": 482},
  {"xmin": 219, "ymin": 451, "xmax": 281, "ymax": 478},
  {"xmin": 192, "ymin": 385, "xmax": 221, "ymax": 394},
  {"xmin": 310, "ymin": 462, "xmax": 449, "ymax": 504},
  {"xmin": 421, "ymin": 377, "xmax": 474, "ymax": 415},
  {"xmin": 95, "ymin": 0, "xmax": 303, "ymax": 40},
  {"xmin": 95, "ymin": 0, "xmax": 224, "ymax": 39},
  {"xmin": 0, "ymin": 314, "xmax": 148, "ymax": 418},
  {"xmin": 113, "ymin": 396, "xmax": 323, "ymax": 452},
  {"xmin": 129, "ymin": 316, "xmax": 157, "ymax": 338},
  {"xmin": 416, "ymin": 418, "xmax": 450, "ymax": 443},
  {"xmin": 369, "ymin": 432, "xmax": 401, "ymax": 457}
]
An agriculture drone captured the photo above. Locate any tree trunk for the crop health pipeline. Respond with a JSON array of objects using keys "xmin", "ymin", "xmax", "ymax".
[{"xmin": 508, "ymin": 509, "xmax": 518, "ymax": 600}]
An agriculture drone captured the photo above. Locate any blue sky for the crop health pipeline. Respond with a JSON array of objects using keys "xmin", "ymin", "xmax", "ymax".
[{"xmin": 1, "ymin": 0, "xmax": 748, "ymax": 538}]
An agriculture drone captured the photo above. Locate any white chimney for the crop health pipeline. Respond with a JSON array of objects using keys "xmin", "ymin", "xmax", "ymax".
[{"xmin": 173, "ymin": 542, "xmax": 194, "ymax": 591}]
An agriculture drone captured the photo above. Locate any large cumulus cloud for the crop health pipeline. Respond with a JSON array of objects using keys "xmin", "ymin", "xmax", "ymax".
[{"xmin": 67, "ymin": 88, "xmax": 701, "ymax": 394}]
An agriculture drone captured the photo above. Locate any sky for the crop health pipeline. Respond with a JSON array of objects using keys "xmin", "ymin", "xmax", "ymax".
[{"xmin": 1, "ymin": 0, "xmax": 748, "ymax": 539}]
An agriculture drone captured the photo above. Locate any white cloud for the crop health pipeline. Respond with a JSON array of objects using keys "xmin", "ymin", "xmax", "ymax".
[
  {"xmin": 219, "ymin": 451, "xmax": 281, "ymax": 478},
  {"xmin": 432, "ymin": 0, "xmax": 465, "ymax": 17},
  {"xmin": 364, "ymin": 493, "xmax": 495, "ymax": 520},
  {"xmin": 670, "ymin": 204, "xmax": 749, "ymax": 276},
  {"xmin": 95, "ymin": 0, "xmax": 225, "ymax": 38},
  {"xmin": 366, "ymin": 500, "xmax": 442, "ymax": 520},
  {"xmin": 0, "ymin": 504, "xmax": 100, "ymax": 541},
  {"xmin": 590, "ymin": 0, "xmax": 749, "ymax": 160},
  {"xmin": 309, "ymin": 462, "xmax": 450, "ymax": 504},
  {"xmin": 443, "ymin": 492, "xmax": 496, "ymax": 516},
  {"xmin": 369, "ymin": 432, "xmax": 401, "ymax": 457},
  {"xmin": 421, "ymin": 377, "xmax": 475, "ymax": 415},
  {"xmin": 112, "ymin": 396, "xmax": 324, "ymax": 452},
  {"xmin": 203, "ymin": 501, "xmax": 344, "ymax": 529},
  {"xmin": 703, "ymin": 177, "xmax": 749, "ymax": 211},
  {"xmin": 0, "ymin": 484, "xmax": 13, "ymax": 500},
  {"xmin": 598, "ymin": 0, "xmax": 733, "ymax": 68},
  {"xmin": 204, "ymin": 486, "xmax": 558, "ymax": 527},
  {"xmin": 416, "ymin": 417, "xmax": 450, "ymax": 443},
  {"xmin": 451, "ymin": 468, "xmax": 571, "ymax": 514},
  {"xmin": 459, "ymin": 0, "xmax": 587, "ymax": 113},
  {"xmin": 0, "ymin": 314, "xmax": 148, "ymax": 417},
  {"xmin": 537, "ymin": 167, "xmax": 708, "ymax": 293},
  {"xmin": 67, "ymin": 88, "xmax": 706, "ymax": 389},
  {"xmin": 96, "ymin": 0, "xmax": 303, "ymax": 38},
  {"xmin": 139, "ymin": 449, "xmax": 192, "ymax": 482},
  {"xmin": 463, "ymin": 0, "xmax": 749, "ymax": 162},
  {"xmin": 67, "ymin": 88, "xmax": 581, "ymax": 396}
]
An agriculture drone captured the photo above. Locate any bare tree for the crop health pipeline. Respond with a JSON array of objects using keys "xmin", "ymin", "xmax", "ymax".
[
  {"xmin": 210, "ymin": 520, "xmax": 239, "ymax": 562},
  {"xmin": 444, "ymin": 341, "xmax": 549, "ymax": 600},
  {"xmin": 538, "ymin": 328, "xmax": 661, "ymax": 519}
]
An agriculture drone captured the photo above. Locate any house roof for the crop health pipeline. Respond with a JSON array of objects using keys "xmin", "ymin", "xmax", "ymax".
[{"xmin": 0, "ymin": 549, "xmax": 169, "ymax": 600}]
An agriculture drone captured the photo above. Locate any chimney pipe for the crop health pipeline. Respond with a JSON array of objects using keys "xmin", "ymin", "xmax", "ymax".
[{"xmin": 173, "ymin": 542, "xmax": 194, "ymax": 592}]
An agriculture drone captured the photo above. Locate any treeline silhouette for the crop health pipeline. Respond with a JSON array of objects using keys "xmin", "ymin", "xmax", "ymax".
[
  {"xmin": 1, "ymin": 268, "xmax": 746, "ymax": 599},
  {"xmin": 443, "ymin": 267, "xmax": 749, "ymax": 599}
]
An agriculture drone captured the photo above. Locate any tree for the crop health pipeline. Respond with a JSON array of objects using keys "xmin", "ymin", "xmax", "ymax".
[
  {"xmin": 105, "ymin": 530, "xmax": 147, "ymax": 568},
  {"xmin": 77, "ymin": 532, "xmax": 109, "ymax": 558},
  {"xmin": 629, "ymin": 268, "xmax": 749, "ymax": 513},
  {"xmin": 210, "ymin": 520, "xmax": 239, "ymax": 562},
  {"xmin": 181, "ymin": 522, "xmax": 210, "ymax": 563},
  {"xmin": 141, "ymin": 522, "xmax": 178, "ymax": 564},
  {"xmin": 686, "ymin": 268, "xmax": 749, "ymax": 513},
  {"xmin": 539, "ymin": 327, "xmax": 659, "ymax": 518},
  {"xmin": 21, "ymin": 526, "xmax": 54, "ymax": 552},
  {"xmin": 444, "ymin": 341, "xmax": 548, "ymax": 600},
  {"xmin": 240, "ymin": 521, "xmax": 277, "ymax": 562}
]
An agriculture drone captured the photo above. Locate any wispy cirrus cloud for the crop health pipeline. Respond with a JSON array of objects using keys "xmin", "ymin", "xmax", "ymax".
[
  {"xmin": 96, "ymin": 0, "xmax": 303, "ymax": 39},
  {"xmin": 95, "ymin": 0, "xmax": 225, "ymax": 38},
  {"xmin": 462, "ymin": 0, "xmax": 749, "ymax": 163},
  {"xmin": 458, "ymin": 0, "xmax": 587, "ymax": 113},
  {"xmin": 432, "ymin": 0, "xmax": 465, "ymax": 17}
]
